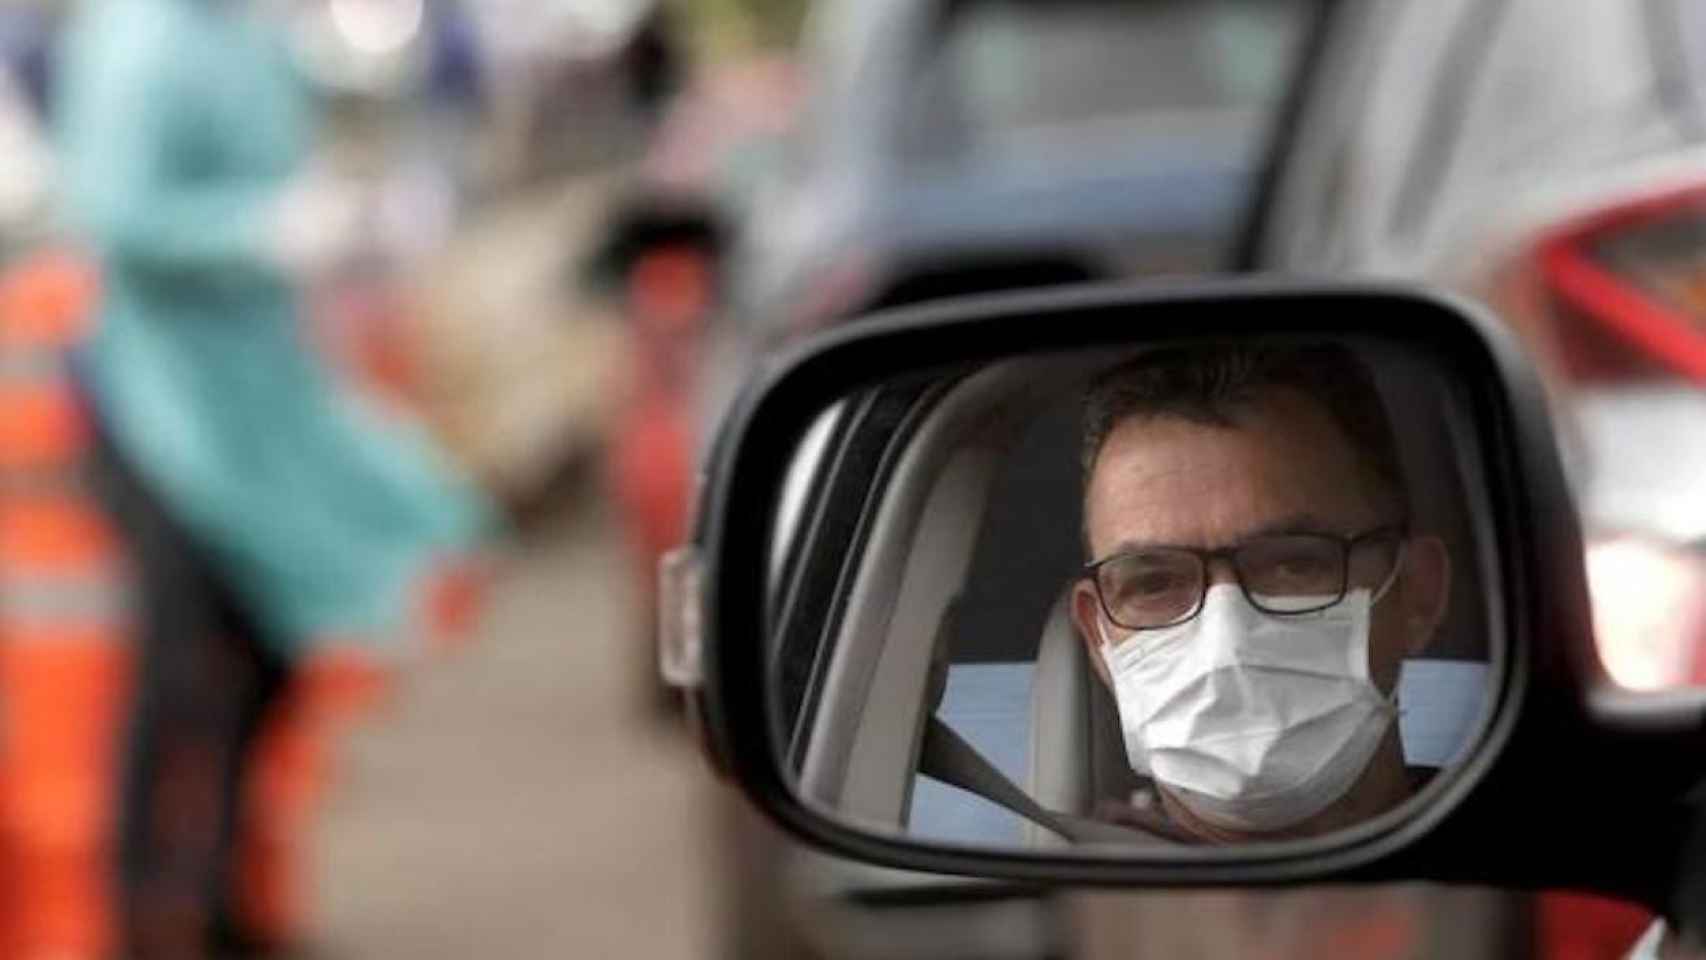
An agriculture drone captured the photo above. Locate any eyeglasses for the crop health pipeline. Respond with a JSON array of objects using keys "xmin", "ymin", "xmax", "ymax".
[{"xmin": 1083, "ymin": 523, "xmax": 1408, "ymax": 631}]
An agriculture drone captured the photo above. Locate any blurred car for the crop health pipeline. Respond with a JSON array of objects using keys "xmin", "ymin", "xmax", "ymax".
[
  {"xmin": 1253, "ymin": 0, "xmax": 1706, "ymax": 952},
  {"xmin": 733, "ymin": 0, "xmax": 1307, "ymax": 340}
]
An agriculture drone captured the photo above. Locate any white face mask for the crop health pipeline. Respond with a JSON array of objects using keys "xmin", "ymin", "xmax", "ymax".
[{"xmin": 1097, "ymin": 576, "xmax": 1399, "ymax": 833}]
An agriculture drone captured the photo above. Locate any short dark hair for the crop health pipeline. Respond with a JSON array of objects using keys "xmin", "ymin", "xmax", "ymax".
[{"xmin": 1080, "ymin": 342, "xmax": 1409, "ymax": 515}]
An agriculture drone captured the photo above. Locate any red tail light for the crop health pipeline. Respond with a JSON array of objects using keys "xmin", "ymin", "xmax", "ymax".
[{"xmin": 1535, "ymin": 184, "xmax": 1706, "ymax": 382}]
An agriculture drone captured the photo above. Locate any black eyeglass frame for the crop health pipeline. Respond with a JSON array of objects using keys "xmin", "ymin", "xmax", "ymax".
[{"xmin": 1082, "ymin": 521, "xmax": 1411, "ymax": 631}]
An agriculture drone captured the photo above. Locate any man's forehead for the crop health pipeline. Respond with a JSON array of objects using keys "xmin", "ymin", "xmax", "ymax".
[{"xmin": 1084, "ymin": 399, "xmax": 1382, "ymax": 554}]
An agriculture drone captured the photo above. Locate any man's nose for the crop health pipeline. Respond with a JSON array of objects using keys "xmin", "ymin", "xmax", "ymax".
[{"xmin": 1204, "ymin": 555, "xmax": 1240, "ymax": 588}]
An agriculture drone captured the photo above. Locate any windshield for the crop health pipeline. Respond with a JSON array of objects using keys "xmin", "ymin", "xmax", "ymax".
[{"xmin": 902, "ymin": 0, "xmax": 1306, "ymax": 162}]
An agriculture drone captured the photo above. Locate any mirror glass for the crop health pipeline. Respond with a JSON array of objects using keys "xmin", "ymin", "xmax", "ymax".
[{"xmin": 762, "ymin": 336, "xmax": 1502, "ymax": 855}]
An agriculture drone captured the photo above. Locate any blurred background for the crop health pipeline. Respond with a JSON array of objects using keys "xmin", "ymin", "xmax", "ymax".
[{"xmin": 0, "ymin": 0, "xmax": 1696, "ymax": 956}]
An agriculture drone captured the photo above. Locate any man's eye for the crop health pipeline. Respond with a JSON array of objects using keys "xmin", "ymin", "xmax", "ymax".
[
  {"xmin": 1123, "ymin": 569, "xmax": 1190, "ymax": 597},
  {"xmin": 1256, "ymin": 551, "xmax": 1336, "ymax": 584}
]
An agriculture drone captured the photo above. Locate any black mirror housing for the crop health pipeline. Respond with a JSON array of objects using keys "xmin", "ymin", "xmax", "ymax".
[{"xmin": 680, "ymin": 279, "xmax": 1705, "ymax": 910}]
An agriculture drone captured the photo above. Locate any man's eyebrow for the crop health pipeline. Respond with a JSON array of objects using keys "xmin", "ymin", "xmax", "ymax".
[
  {"xmin": 1095, "ymin": 512, "xmax": 1338, "ymax": 559},
  {"xmin": 1244, "ymin": 512, "xmax": 1338, "ymax": 539}
]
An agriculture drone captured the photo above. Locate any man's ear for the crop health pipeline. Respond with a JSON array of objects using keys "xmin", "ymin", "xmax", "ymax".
[
  {"xmin": 1071, "ymin": 580, "xmax": 1115, "ymax": 691},
  {"xmin": 1400, "ymin": 535, "xmax": 1451, "ymax": 657}
]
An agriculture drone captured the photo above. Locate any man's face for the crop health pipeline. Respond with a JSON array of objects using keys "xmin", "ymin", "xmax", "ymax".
[{"xmin": 1071, "ymin": 387, "xmax": 1448, "ymax": 697}]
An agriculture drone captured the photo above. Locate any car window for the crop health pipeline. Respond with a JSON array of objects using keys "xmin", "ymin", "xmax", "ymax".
[
  {"xmin": 907, "ymin": 661, "xmax": 1032, "ymax": 844},
  {"xmin": 767, "ymin": 378, "xmax": 950, "ymax": 768},
  {"xmin": 902, "ymin": 0, "xmax": 1307, "ymax": 162}
]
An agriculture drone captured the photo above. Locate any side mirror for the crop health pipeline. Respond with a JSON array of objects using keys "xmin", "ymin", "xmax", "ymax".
[{"xmin": 666, "ymin": 281, "xmax": 1706, "ymax": 913}]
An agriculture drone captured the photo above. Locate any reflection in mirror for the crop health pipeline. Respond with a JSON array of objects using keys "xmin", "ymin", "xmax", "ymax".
[{"xmin": 765, "ymin": 338, "xmax": 1500, "ymax": 855}]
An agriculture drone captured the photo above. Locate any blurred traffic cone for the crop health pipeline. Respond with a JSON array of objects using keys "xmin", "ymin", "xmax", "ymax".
[
  {"xmin": 232, "ymin": 684, "xmax": 322, "ymax": 948},
  {"xmin": 628, "ymin": 245, "xmax": 713, "ymax": 341},
  {"xmin": 0, "ymin": 251, "xmax": 96, "ymax": 349},
  {"xmin": 230, "ymin": 643, "xmax": 404, "ymax": 946},
  {"xmin": 0, "ymin": 638, "xmax": 132, "ymax": 959},
  {"xmin": 609, "ymin": 394, "xmax": 692, "ymax": 566},
  {"xmin": 0, "ymin": 250, "xmax": 129, "ymax": 959}
]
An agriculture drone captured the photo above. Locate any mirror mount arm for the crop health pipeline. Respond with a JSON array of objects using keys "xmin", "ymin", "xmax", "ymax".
[
  {"xmin": 659, "ymin": 545, "xmax": 737, "ymax": 779},
  {"xmin": 658, "ymin": 546, "xmax": 706, "ymax": 692},
  {"xmin": 690, "ymin": 281, "xmax": 1642, "ymax": 893}
]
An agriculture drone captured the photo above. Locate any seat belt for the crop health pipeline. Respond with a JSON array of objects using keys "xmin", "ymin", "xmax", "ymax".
[{"xmin": 918, "ymin": 715, "xmax": 1169, "ymax": 846}]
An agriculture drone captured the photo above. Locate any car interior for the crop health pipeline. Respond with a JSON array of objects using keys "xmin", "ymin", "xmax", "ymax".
[{"xmin": 778, "ymin": 340, "xmax": 1503, "ymax": 850}]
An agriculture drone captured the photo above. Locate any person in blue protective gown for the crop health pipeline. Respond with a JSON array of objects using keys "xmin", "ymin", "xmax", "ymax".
[{"xmin": 55, "ymin": 0, "xmax": 493, "ymax": 954}]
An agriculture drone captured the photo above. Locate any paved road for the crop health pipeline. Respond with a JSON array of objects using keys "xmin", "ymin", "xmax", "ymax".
[
  {"xmin": 296, "ymin": 172, "xmax": 725, "ymax": 957},
  {"xmin": 308, "ymin": 494, "xmax": 723, "ymax": 957}
]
